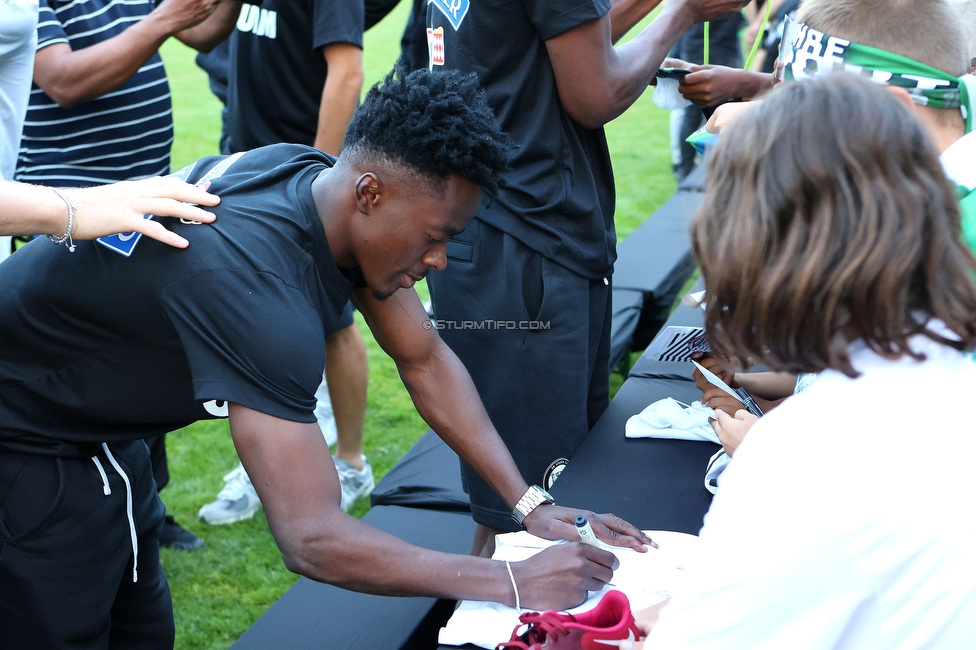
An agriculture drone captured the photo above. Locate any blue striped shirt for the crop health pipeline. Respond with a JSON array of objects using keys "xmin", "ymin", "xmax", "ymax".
[{"xmin": 15, "ymin": 0, "xmax": 172, "ymax": 187}]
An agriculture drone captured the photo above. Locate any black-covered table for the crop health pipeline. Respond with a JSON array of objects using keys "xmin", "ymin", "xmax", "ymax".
[
  {"xmin": 231, "ymin": 505, "xmax": 477, "ymax": 650},
  {"xmin": 548, "ymin": 376, "xmax": 717, "ymax": 535}
]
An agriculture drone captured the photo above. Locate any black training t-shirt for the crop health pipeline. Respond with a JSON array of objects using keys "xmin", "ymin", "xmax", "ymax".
[
  {"xmin": 227, "ymin": 0, "xmax": 364, "ymax": 150},
  {"xmin": 426, "ymin": 0, "xmax": 617, "ymax": 279},
  {"xmin": 0, "ymin": 144, "xmax": 354, "ymax": 453}
]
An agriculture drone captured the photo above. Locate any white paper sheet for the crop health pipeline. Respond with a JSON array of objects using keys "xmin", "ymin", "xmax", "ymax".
[{"xmin": 438, "ymin": 530, "xmax": 699, "ymax": 649}]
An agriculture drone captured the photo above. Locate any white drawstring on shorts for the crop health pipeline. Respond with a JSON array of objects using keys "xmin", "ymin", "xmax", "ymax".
[{"xmin": 91, "ymin": 444, "xmax": 139, "ymax": 582}]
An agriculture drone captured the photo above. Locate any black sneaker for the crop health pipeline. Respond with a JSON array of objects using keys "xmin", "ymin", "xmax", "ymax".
[{"xmin": 159, "ymin": 514, "xmax": 205, "ymax": 551}]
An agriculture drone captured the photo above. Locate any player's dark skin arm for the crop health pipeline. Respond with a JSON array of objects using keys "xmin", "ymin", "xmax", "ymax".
[
  {"xmin": 229, "ymin": 404, "xmax": 617, "ymax": 609},
  {"xmin": 351, "ymin": 286, "xmax": 654, "ymax": 551},
  {"xmin": 33, "ymin": 0, "xmax": 240, "ymax": 108},
  {"xmin": 609, "ymin": 0, "xmax": 665, "ymax": 43},
  {"xmin": 544, "ymin": 0, "xmax": 749, "ymax": 129},
  {"xmin": 174, "ymin": 1, "xmax": 244, "ymax": 53},
  {"xmin": 226, "ymin": 330, "xmax": 621, "ymax": 609}
]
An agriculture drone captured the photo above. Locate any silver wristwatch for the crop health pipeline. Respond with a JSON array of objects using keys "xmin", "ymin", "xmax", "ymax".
[{"xmin": 511, "ymin": 485, "xmax": 555, "ymax": 527}]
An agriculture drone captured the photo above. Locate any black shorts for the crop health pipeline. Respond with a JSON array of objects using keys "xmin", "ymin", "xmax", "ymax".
[
  {"xmin": 427, "ymin": 218, "xmax": 612, "ymax": 531},
  {"xmin": 0, "ymin": 439, "xmax": 174, "ymax": 649}
]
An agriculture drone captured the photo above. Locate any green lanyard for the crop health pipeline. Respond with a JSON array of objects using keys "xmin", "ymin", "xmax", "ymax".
[{"xmin": 702, "ymin": 2, "xmax": 770, "ymax": 68}]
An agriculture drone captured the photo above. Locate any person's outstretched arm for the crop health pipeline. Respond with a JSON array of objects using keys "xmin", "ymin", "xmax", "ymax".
[
  {"xmin": 314, "ymin": 42, "xmax": 364, "ymax": 156},
  {"xmin": 229, "ymin": 402, "xmax": 620, "ymax": 610},
  {"xmin": 543, "ymin": 0, "xmax": 750, "ymax": 129},
  {"xmin": 33, "ymin": 0, "xmax": 222, "ymax": 108},
  {"xmin": 354, "ymin": 285, "xmax": 657, "ymax": 551},
  {"xmin": 677, "ymin": 65, "xmax": 774, "ymax": 106},
  {"xmin": 0, "ymin": 177, "xmax": 219, "ymax": 248},
  {"xmin": 174, "ymin": 0, "xmax": 244, "ymax": 52}
]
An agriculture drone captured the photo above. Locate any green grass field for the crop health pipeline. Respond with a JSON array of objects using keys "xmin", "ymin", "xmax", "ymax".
[{"xmin": 159, "ymin": 5, "xmax": 677, "ymax": 648}]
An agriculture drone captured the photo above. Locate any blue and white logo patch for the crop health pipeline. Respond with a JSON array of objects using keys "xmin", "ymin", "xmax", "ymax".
[{"xmin": 430, "ymin": 0, "xmax": 469, "ymax": 31}]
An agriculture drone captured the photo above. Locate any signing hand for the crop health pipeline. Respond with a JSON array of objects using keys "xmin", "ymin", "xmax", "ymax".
[
  {"xmin": 513, "ymin": 542, "xmax": 619, "ymax": 610},
  {"xmin": 692, "ymin": 355, "xmax": 736, "ymax": 389}
]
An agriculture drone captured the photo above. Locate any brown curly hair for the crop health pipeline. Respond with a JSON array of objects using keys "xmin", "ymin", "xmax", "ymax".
[{"xmin": 692, "ymin": 73, "xmax": 976, "ymax": 377}]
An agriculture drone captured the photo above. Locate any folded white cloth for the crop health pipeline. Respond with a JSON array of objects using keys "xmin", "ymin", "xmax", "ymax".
[
  {"xmin": 625, "ymin": 398, "xmax": 718, "ymax": 443},
  {"xmin": 653, "ymin": 77, "xmax": 693, "ymax": 110}
]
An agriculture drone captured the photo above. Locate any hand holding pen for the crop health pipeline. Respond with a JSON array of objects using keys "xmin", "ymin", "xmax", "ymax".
[
  {"xmin": 710, "ymin": 409, "xmax": 759, "ymax": 458},
  {"xmin": 692, "ymin": 357, "xmax": 743, "ymax": 416},
  {"xmin": 692, "ymin": 359, "xmax": 764, "ymax": 418}
]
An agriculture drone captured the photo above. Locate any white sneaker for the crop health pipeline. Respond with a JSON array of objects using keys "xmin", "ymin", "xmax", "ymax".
[
  {"xmin": 334, "ymin": 455, "xmax": 375, "ymax": 511},
  {"xmin": 314, "ymin": 371, "xmax": 338, "ymax": 447},
  {"xmin": 198, "ymin": 463, "xmax": 262, "ymax": 525}
]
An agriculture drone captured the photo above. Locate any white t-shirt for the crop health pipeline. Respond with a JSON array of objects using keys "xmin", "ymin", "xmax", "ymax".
[
  {"xmin": 0, "ymin": 0, "xmax": 37, "ymax": 262},
  {"xmin": 940, "ymin": 128, "xmax": 976, "ymax": 193},
  {"xmin": 649, "ymin": 328, "xmax": 976, "ymax": 649},
  {"xmin": 0, "ymin": 0, "xmax": 38, "ymax": 182}
]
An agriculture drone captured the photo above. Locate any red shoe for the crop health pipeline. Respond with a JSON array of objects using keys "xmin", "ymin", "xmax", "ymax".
[{"xmin": 496, "ymin": 590, "xmax": 642, "ymax": 649}]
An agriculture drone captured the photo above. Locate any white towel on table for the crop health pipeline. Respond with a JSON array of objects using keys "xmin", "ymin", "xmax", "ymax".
[{"xmin": 625, "ymin": 398, "xmax": 718, "ymax": 443}]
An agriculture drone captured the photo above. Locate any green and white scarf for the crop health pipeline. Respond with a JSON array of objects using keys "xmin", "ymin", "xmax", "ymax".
[{"xmin": 779, "ymin": 17, "xmax": 976, "ymax": 133}]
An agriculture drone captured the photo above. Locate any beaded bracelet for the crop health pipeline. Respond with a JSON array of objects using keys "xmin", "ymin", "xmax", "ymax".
[{"xmin": 47, "ymin": 187, "xmax": 76, "ymax": 252}]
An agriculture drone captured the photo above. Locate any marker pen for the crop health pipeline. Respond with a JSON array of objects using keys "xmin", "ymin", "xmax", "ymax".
[
  {"xmin": 735, "ymin": 387, "xmax": 765, "ymax": 417},
  {"xmin": 575, "ymin": 515, "xmax": 599, "ymax": 547}
]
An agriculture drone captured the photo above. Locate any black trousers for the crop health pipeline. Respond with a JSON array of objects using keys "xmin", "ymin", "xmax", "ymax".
[
  {"xmin": 0, "ymin": 440, "xmax": 174, "ymax": 649},
  {"xmin": 427, "ymin": 219, "xmax": 612, "ymax": 530}
]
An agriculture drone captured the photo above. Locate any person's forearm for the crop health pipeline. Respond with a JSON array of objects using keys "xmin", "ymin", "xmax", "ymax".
[
  {"xmin": 313, "ymin": 77, "xmax": 362, "ymax": 155},
  {"xmin": 313, "ymin": 44, "xmax": 364, "ymax": 155},
  {"xmin": 0, "ymin": 181, "xmax": 70, "ymax": 236},
  {"xmin": 547, "ymin": 7, "xmax": 687, "ymax": 128},
  {"xmin": 231, "ymin": 404, "xmax": 533, "ymax": 609},
  {"xmin": 175, "ymin": 1, "xmax": 243, "ymax": 52},
  {"xmin": 1, "ymin": 178, "xmax": 219, "ymax": 246},
  {"xmin": 32, "ymin": 1, "xmax": 216, "ymax": 107},
  {"xmin": 398, "ymin": 342, "xmax": 529, "ymax": 510},
  {"xmin": 732, "ymin": 69, "xmax": 774, "ymax": 100},
  {"xmin": 606, "ymin": 1, "xmax": 703, "ymax": 121},
  {"xmin": 734, "ymin": 371, "xmax": 796, "ymax": 400},
  {"xmin": 276, "ymin": 510, "xmax": 516, "ymax": 602},
  {"xmin": 609, "ymin": 0, "xmax": 665, "ymax": 43},
  {"xmin": 32, "ymin": 21, "xmax": 170, "ymax": 108}
]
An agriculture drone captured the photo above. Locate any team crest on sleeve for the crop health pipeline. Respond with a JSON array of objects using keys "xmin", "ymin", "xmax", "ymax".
[
  {"xmin": 428, "ymin": 26, "xmax": 445, "ymax": 68},
  {"xmin": 430, "ymin": 0, "xmax": 469, "ymax": 31}
]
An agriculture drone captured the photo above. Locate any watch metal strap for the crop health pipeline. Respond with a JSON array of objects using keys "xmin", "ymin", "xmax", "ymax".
[{"xmin": 511, "ymin": 485, "xmax": 554, "ymax": 526}]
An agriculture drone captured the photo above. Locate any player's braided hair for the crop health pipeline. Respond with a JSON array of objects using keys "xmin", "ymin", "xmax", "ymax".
[{"xmin": 343, "ymin": 67, "xmax": 511, "ymax": 197}]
